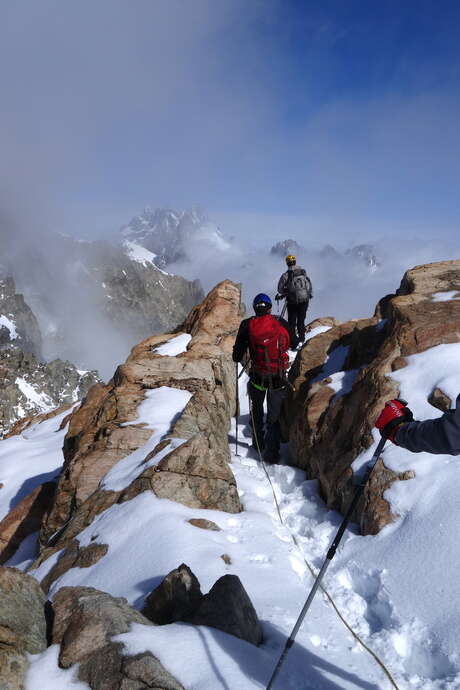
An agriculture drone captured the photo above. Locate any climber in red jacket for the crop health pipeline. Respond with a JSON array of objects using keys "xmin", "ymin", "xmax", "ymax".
[{"xmin": 232, "ymin": 293, "xmax": 294, "ymax": 463}]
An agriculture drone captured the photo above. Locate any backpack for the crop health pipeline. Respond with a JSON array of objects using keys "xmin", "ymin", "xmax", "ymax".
[
  {"xmin": 287, "ymin": 268, "xmax": 311, "ymax": 304},
  {"xmin": 248, "ymin": 314, "xmax": 290, "ymax": 377}
]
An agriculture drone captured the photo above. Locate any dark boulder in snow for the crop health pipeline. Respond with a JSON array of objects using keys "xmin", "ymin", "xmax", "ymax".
[
  {"xmin": 143, "ymin": 566, "xmax": 263, "ymax": 647},
  {"xmin": 186, "ymin": 574, "xmax": 263, "ymax": 647},
  {"xmin": 142, "ymin": 563, "xmax": 203, "ymax": 625}
]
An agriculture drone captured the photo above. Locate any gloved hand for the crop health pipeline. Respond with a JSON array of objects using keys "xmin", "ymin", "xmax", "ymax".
[
  {"xmin": 375, "ymin": 399, "xmax": 414, "ymax": 443},
  {"xmin": 275, "ymin": 293, "xmax": 283, "ymax": 301}
]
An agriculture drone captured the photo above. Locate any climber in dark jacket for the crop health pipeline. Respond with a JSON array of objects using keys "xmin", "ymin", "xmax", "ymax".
[
  {"xmin": 276, "ymin": 254, "xmax": 313, "ymax": 348},
  {"xmin": 375, "ymin": 396, "xmax": 460, "ymax": 455}
]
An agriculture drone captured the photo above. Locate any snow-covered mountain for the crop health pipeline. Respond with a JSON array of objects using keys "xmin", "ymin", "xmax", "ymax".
[
  {"xmin": 121, "ymin": 208, "xmax": 230, "ymax": 268},
  {"xmin": 1, "ymin": 232, "xmax": 203, "ymax": 378},
  {"xmin": 345, "ymin": 243, "xmax": 381, "ymax": 270},
  {"xmin": 0, "ymin": 275, "xmax": 99, "ymax": 437},
  {"xmin": 2, "ymin": 265, "xmax": 460, "ymax": 689},
  {"xmin": 271, "ymin": 239, "xmax": 382, "ymax": 270}
]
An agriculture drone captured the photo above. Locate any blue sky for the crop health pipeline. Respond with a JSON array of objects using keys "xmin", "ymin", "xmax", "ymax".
[{"xmin": 1, "ymin": 0, "xmax": 460, "ymax": 246}]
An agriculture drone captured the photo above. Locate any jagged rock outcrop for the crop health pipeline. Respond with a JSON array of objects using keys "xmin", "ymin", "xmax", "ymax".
[
  {"xmin": 0, "ymin": 567, "xmax": 47, "ymax": 689},
  {"xmin": 0, "ymin": 275, "xmax": 42, "ymax": 357},
  {"xmin": 283, "ymin": 260, "xmax": 460, "ymax": 534},
  {"xmin": 0, "ymin": 347, "xmax": 99, "ymax": 437},
  {"xmin": 270, "ymin": 239, "xmax": 302, "ymax": 258},
  {"xmin": 51, "ymin": 586, "xmax": 184, "ymax": 689},
  {"xmin": 34, "ymin": 281, "xmax": 243, "ymax": 578},
  {"xmin": 142, "ymin": 564, "xmax": 263, "ymax": 646}
]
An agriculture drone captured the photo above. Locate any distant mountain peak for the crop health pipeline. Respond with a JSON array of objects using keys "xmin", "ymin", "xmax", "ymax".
[
  {"xmin": 270, "ymin": 239, "xmax": 302, "ymax": 257},
  {"xmin": 120, "ymin": 207, "xmax": 228, "ymax": 268}
]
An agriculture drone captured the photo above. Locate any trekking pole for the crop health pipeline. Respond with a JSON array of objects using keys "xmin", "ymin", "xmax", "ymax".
[
  {"xmin": 235, "ymin": 362, "xmax": 240, "ymax": 456},
  {"xmin": 266, "ymin": 436, "xmax": 387, "ymax": 690},
  {"xmin": 235, "ymin": 282, "xmax": 243, "ymax": 456}
]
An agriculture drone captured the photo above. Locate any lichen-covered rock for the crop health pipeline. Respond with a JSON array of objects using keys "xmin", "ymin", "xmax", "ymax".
[
  {"xmin": 51, "ymin": 586, "xmax": 184, "ymax": 690},
  {"xmin": 283, "ymin": 260, "xmax": 460, "ymax": 534},
  {"xmin": 0, "ymin": 567, "xmax": 47, "ymax": 689}
]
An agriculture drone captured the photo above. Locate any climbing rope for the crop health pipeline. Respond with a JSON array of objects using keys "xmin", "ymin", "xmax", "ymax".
[{"xmin": 246, "ymin": 388, "xmax": 400, "ymax": 690}]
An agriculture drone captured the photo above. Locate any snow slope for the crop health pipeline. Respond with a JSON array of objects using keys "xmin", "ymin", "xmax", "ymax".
[{"xmin": 3, "ymin": 348, "xmax": 460, "ymax": 688}]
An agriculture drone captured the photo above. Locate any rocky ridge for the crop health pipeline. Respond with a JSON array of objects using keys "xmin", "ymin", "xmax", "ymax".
[
  {"xmin": 282, "ymin": 260, "xmax": 460, "ymax": 534},
  {"xmin": 32, "ymin": 280, "xmax": 243, "ymax": 584},
  {"xmin": 0, "ymin": 276, "xmax": 100, "ymax": 437},
  {"xmin": 0, "ymin": 275, "xmax": 42, "ymax": 357}
]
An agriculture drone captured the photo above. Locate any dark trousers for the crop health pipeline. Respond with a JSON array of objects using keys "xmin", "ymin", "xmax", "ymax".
[
  {"xmin": 287, "ymin": 301, "xmax": 309, "ymax": 346},
  {"xmin": 248, "ymin": 379, "xmax": 286, "ymax": 453}
]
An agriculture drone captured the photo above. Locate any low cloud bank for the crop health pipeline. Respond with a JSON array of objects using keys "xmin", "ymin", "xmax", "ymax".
[{"xmin": 169, "ymin": 233, "xmax": 460, "ymax": 324}]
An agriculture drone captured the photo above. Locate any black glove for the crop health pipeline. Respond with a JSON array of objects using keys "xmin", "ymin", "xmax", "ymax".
[{"xmin": 275, "ymin": 293, "xmax": 283, "ymax": 301}]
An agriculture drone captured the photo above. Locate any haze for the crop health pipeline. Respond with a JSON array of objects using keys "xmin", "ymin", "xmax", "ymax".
[{"xmin": 1, "ymin": 0, "xmax": 460, "ymax": 375}]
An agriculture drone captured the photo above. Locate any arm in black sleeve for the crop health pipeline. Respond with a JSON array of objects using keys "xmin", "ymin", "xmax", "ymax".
[
  {"xmin": 395, "ymin": 394, "xmax": 460, "ymax": 455},
  {"xmin": 232, "ymin": 318, "xmax": 250, "ymax": 363}
]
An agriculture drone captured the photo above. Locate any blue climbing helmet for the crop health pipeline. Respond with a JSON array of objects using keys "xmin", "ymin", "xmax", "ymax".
[{"xmin": 252, "ymin": 293, "xmax": 272, "ymax": 310}]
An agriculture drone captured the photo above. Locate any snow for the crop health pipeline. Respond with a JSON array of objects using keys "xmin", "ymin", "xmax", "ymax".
[
  {"xmin": 305, "ymin": 325, "xmax": 332, "ymax": 342},
  {"xmin": 311, "ymin": 344, "xmax": 350, "ymax": 384},
  {"xmin": 26, "ymin": 645, "xmax": 90, "ymax": 689},
  {"xmin": 0, "ymin": 407, "xmax": 71, "ymax": 522},
  {"xmin": 0, "ymin": 314, "xmax": 18, "ymax": 339},
  {"xmin": 4, "ymin": 347, "xmax": 460, "ymax": 687},
  {"xmin": 15, "ymin": 377, "xmax": 54, "ymax": 411},
  {"xmin": 123, "ymin": 240, "xmax": 169, "ymax": 274},
  {"xmin": 101, "ymin": 386, "xmax": 193, "ymax": 491},
  {"xmin": 153, "ymin": 333, "xmax": 192, "ymax": 356},
  {"xmin": 431, "ymin": 291, "xmax": 460, "ymax": 302}
]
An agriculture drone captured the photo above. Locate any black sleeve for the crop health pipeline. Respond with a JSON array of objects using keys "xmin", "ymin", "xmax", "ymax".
[
  {"xmin": 232, "ymin": 318, "xmax": 250, "ymax": 362},
  {"xmin": 278, "ymin": 316, "xmax": 295, "ymax": 349},
  {"xmin": 395, "ymin": 394, "xmax": 460, "ymax": 455}
]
